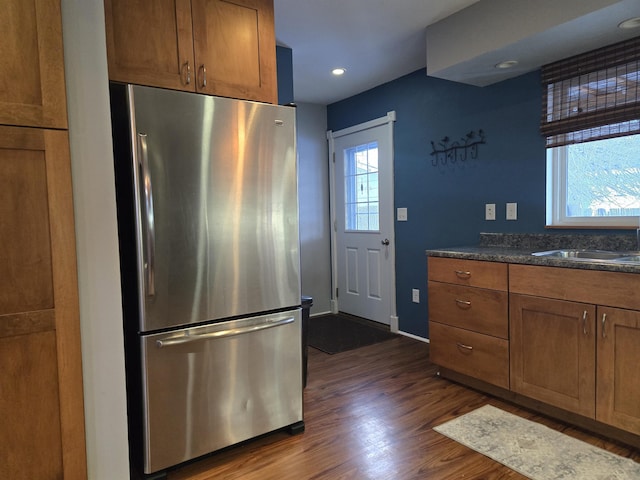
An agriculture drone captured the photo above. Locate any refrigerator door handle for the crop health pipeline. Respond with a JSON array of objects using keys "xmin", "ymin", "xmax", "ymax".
[
  {"xmin": 138, "ymin": 133, "xmax": 156, "ymax": 297},
  {"xmin": 155, "ymin": 316, "xmax": 295, "ymax": 348}
]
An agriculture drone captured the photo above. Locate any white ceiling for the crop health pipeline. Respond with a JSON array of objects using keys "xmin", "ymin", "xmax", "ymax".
[{"xmin": 273, "ymin": 0, "xmax": 640, "ymax": 106}]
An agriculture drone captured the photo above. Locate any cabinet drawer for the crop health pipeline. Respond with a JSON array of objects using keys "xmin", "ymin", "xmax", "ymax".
[
  {"xmin": 430, "ymin": 322, "xmax": 509, "ymax": 389},
  {"xmin": 428, "ymin": 281, "xmax": 508, "ymax": 338},
  {"xmin": 428, "ymin": 257, "xmax": 507, "ymax": 290}
]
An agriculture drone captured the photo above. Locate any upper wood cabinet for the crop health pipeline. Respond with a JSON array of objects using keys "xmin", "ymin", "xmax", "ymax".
[
  {"xmin": 104, "ymin": 0, "xmax": 278, "ymax": 104},
  {"xmin": 0, "ymin": 0, "xmax": 68, "ymax": 128},
  {"xmin": 104, "ymin": 0, "xmax": 195, "ymax": 91}
]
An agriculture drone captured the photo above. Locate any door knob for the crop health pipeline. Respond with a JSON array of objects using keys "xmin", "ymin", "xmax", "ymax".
[{"xmin": 381, "ymin": 238, "xmax": 390, "ymax": 246}]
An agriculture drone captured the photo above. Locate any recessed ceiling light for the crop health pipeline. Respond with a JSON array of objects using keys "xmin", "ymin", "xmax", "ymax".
[
  {"xmin": 495, "ymin": 60, "xmax": 518, "ymax": 69},
  {"xmin": 332, "ymin": 68, "xmax": 346, "ymax": 76},
  {"xmin": 618, "ymin": 17, "xmax": 640, "ymax": 29}
]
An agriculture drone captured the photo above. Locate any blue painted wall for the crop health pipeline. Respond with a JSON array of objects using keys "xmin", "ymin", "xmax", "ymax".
[
  {"xmin": 327, "ymin": 69, "xmax": 547, "ymax": 337},
  {"xmin": 276, "ymin": 46, "xmax": 294, "ymax": 105}
]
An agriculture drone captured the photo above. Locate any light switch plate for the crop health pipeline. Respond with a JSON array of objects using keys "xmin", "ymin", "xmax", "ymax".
[
  {"xmin": 397, "ymin": 207, "xmax": 408, "ymax": 221},
  {"xmin": 506, "ymin": 202, "xmax": 517, "ymax": 220},
  {"xmin": 485, "ymin": 203, "xmax": 496, "ymax": 221},
  {"xmin": 412, "ymin": 289, "xmax": 420, "ymax": 303}
]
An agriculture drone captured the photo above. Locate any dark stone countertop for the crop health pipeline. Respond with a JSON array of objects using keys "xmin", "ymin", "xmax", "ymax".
[{"xmin": 425, "ymin": 233, "xmax": 640, "ymax": 274}]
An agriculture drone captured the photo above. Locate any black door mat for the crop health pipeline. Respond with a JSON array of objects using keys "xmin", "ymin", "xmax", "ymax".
[{"xmin": 308, "ymin": 313, "xmax": 397, "ymax": 354}]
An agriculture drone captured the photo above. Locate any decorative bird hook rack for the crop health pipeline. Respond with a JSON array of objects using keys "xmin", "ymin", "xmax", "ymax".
[{"xmin": 430, "ymin": 129, "xmax": 486, "ymax": 166}]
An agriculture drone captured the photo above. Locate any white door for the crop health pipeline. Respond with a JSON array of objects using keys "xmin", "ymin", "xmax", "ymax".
[{"xmin": 328, "ymin": 112, "xmax": 396, "ymax": 326}]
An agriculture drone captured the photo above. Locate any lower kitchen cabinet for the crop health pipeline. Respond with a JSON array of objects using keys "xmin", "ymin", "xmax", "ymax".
[
  {"xmin": 510, "ymin": 294, "xmax": 596, "ymax": 418},
  {"xmin": 597, "ymin": 307, "xmax": 640, "ymax": 435},
  {"xmin": 428, "ymin": 257, "xmax": 509, "ymax": 389},
  {"xmin": 428, "ymin": 257, "xmax": 640, "ymax": 445}
]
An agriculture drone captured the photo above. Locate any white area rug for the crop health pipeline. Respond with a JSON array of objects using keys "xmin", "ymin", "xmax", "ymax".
[{"xmin": 433, "ymin": 405, "xmax": 640, "ymax": 480}]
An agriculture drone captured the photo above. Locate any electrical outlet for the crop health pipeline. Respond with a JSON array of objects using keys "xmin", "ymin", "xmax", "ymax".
[
  {"xmin": 506, "ymin": 202, "xmax": 518, "ymax": 220},
  {"xmin": 412, "ymin": 288, "xmax": 420, "ymax": 303},
  {"xmin": 397, "ymin": 207, "xmax": 408, "ymax": 221},
  {"xmin": 485, "ymin": 203, "xmax": 496, "ymax": 221}
]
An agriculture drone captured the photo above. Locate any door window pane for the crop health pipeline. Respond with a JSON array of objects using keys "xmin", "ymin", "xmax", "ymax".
[{"xmin": 344, "ymin": 142, "xmax": 379, "ymax": 231}]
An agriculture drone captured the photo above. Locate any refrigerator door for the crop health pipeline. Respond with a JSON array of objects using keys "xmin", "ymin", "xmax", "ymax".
[
  {"xmin": 128, "ymin": 85, "xmax": 300, "ymax": 332},
  {"xmin": 141, "ymin": 309, "xmax": 303, "ymax": 474}
]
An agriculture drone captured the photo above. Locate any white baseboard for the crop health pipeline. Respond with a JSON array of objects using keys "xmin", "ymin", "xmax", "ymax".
[
  {"xmin": 397, "ymin": 330, "xmax": 430, "ymax": 343},
  {"xmin": 330, "ymin": 299, "xmax": 338, "ymax": 313},
  {"xmin": 390, "ymin": 315, "xmax": 399, "ymax": 333}
]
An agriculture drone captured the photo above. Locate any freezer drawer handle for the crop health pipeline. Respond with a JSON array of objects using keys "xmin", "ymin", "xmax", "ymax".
[
  {"xmin": 138, "ymin": 133, "xmax": 156, "ymax": 297},
  {"xmin": 155, "ymin": 316, "xmax": 295, "ymax": 347}
]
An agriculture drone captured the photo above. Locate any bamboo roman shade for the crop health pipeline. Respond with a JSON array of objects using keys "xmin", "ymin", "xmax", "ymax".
[{"xmin": 541, "ymin": 35, "xmax": 640, "ymax": 148}]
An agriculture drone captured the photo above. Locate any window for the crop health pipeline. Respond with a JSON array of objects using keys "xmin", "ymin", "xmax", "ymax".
[
  {"xmin": 344, "ymin": 142, "xmax": 379, "ymax": 231},
  {"xmin": 547, "ymin": 135, "xmax": 640, "ymax": 227},
  {"xmin": 542, "ymin": 36, "xmax": 640, "ymax": 228}
]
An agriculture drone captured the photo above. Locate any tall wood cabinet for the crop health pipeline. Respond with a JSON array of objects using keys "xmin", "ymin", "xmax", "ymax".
[
  {"xmin": 104, "ymin": 0, "xmax": 278, "ymax": 104},
  {"xmin": 0, "ymin": 1, "xmax": 87, "ymax": 479}
]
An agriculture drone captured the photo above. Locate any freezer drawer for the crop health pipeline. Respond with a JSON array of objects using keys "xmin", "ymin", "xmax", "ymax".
[{"xmin": 141, "ymin": 310, "xmax": 303, "ymax": 474}]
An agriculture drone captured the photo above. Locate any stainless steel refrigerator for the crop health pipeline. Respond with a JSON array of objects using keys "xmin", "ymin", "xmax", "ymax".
[{"xmin": 109, "ymin": 83, "xmax": 303, "ymax": 476}]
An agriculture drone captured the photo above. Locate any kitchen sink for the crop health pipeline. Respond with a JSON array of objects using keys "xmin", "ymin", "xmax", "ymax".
[{"xmin": 531, "ymin": 249, "xmax": 640, "ymax": 264}]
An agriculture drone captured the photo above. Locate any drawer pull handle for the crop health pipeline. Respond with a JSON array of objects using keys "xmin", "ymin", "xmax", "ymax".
[
  {"xmin": 454, "ymin": 270, "xmax": 471, "ymax": 279},
  {"xmin": 582, "ymin": 310, "xmax": 588, "ymax": 335},
  {"xmin": 455, "ymin": 299, "xmax": 472, "ymax": 308},
  {"xmin": 456, "ymin": 342, "xmax": 473, "ymax": 351},
  {"xmin": 601, "ymin": 313, "xmax": 607, "ymax": 339}
]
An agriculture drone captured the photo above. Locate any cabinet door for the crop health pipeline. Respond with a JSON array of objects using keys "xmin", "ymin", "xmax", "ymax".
[
  {"xmin": 104, "ymin": 0, "xmax": 195, "ymax": 91},
  {"xmin": 192, "ymin": 0, "xmax": 277, "ymax": 103},
  {"xmin": 0, "ymin": 0, "xmax": 67, "ymax": 128},
  {"xmin": 0, "ymin": 126, "xmax": 86, "ymax": 479},
  {"xmin": 510, "ymin": 294, "xmax": 596, "ymax": 418},
  {"xmin": 597, "ymin": 307, "xmax": 640, "ymax": 435}
]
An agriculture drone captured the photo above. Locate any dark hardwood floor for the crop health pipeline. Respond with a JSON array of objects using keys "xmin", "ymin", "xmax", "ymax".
[{"xmin": 167, "ymin": 335, "xmax": 639, "ymax": 480}]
